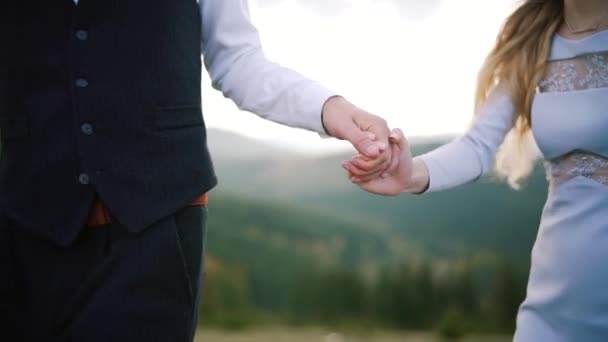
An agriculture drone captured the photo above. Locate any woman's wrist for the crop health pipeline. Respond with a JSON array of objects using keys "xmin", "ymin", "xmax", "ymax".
[{"xmin": 402, "ymin": 158, "xmax": 430, "ymax": 194}]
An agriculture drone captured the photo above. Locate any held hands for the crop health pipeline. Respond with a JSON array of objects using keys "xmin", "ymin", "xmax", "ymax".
[
  {"xmin": 342, "ymin": 129, "xmax": 415, "ymax": 196},
  {"xmin": 321, "ymin": 96, "xmax": 428, "ymax": 195},
  {"xmin": 322, "ymin": 96, "xmax": 392, "ymax": 181}
]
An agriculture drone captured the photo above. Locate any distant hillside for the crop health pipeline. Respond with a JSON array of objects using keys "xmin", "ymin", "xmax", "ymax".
[
  {"xmin": 207, "ymin": 129, "xmax": 547, "ymax": 266},
  {"xmin": 203, "ymin": 193, "xmax": 528, "ymax": 330},
  {"xmin": 205, "ymin": 193, "xmax": 429, "ymax": 312},
  {"xmin": 206, "ymin": 193, "xmax": 418, "ymax": 267},
  {"xmin": 207, "ymin": 129, "xmax": 303, "ymax": 162}
]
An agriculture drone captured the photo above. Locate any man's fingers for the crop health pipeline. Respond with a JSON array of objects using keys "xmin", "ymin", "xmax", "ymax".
[
  {"xmin": 351, "ymin": 133, "xmax": 381, "ymax": 158},
  {"xmin": 320, "ymin": 97, "xmax": 390, "ymax": 159},
  {"xmin": 344, "ymin": 116, "xmax": 390, "ymax": 158}
]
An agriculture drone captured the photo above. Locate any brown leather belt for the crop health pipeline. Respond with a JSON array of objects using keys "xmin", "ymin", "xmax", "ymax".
[{"xmin": 86, "ymin": 193, "xmax": 208, "ymax": 227}]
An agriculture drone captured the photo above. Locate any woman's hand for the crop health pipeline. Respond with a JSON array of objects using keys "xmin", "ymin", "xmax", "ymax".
[{"xmin": 341, "ymin": 129, "xmax": 414, "ymax": 196}]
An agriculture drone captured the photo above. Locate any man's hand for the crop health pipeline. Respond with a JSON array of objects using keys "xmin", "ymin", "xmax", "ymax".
[
  {"xmin": 342, "ymin": 129, "xmax": 414, "ymax": 196},
  {"xmin": 322, "ymin": 96, "xmax": 391, "ymax": 181}
]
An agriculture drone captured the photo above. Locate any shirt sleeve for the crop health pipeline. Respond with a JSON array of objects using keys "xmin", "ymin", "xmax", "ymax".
[
  {"xmin": 199, "ymin": 0, "xmax": 337, "ymax": 133},
  {"xmin": 417, "ymin": 87, "xmax": 515, "ymax": 192}
]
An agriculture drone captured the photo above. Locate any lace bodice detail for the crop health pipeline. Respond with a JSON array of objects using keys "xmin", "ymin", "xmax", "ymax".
[
  {"xmin": 538, "ymin": 52, "xmax": 608, "ymax": 93},
  {"xmin": 538, "ymin": 50, "xmax": 608, "ymax": 187},
  {"xmin": 545, "ymin": 152, "xmax": 608, "ymax": 186},
  {"xmin": 418, "ymin": 33, "xmax": 608, "ymax": 193}
]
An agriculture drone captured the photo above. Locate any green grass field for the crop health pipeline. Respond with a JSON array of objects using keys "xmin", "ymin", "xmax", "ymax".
[{"xmin": 195, "ymin": 328, "xmax": 511, "ymax": 342}]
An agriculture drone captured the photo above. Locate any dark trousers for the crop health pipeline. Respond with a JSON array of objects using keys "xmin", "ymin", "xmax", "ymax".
[{"xmin": 0, "ymin": 205, "xmax": 207, "ymax": 342}]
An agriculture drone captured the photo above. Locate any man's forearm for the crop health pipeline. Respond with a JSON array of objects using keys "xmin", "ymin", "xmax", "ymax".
[{"xmin": 200, "ymin": 0, "xmax": 336, "ymax": 133}]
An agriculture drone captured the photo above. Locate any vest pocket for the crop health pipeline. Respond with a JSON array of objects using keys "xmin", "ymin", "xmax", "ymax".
[
  {"xmin": 0, "ymin": 116, "xmax": 28, "ymax": 141},
  {"xmin": 155, "ymin": 105, "xmax": 203, "ymax": 130}
]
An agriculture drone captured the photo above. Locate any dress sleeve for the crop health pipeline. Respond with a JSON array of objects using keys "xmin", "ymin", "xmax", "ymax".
[{"xmin": 417, "ymin": 87, "xmax": 515, "ymax": 192}]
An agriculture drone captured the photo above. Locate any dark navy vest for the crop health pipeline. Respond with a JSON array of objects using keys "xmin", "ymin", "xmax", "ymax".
[{"xmin": 0, "ymin": 0, "xmax": 217, "ymax": 245}]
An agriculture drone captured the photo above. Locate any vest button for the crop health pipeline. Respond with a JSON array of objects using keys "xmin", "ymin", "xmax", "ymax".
[
  {"xmin": 81, "ymin": 123, "xmax": 93, "ymax": 135},
  {"xmin": 75, "ymin": 78, "xmax": 89, "ymax": 88},
  {"xmin": 75, "ymin": 30, "xmax": 89, "ymax": 41},
  {"xmin": 78, "ymin": 173, "xmax": 90, "ymax": 185}
]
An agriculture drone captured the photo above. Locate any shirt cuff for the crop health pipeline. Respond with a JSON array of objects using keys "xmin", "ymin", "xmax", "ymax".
[{"xmin": 298, "ymin": 82, "xmax": 338, "ymax": 135}]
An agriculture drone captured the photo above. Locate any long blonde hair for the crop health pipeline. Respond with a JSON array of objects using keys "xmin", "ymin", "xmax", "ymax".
[{"xmin": 476, "ymin": 0, "xmax": 563, "ymax": 189}]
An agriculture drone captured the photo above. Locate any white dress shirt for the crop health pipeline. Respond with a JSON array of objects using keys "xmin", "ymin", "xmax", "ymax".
[{"xmin": 71, "ymin": 0, "xmax": 335, "ymax": 133}]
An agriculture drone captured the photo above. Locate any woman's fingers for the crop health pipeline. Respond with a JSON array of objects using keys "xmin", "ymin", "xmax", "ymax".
[
  {"xmin": 342, "ymin": 158, "xmax": 386, "ymax": 183},
  {"xmin": 341, "ymin": 161, "xmax": 364, "ymax": 182},
  {"xmin": 349, "ymin": 155, "xmax": 377, "ymax": 170},
  {"xmin": 380, "ymin": 138, "xmax": 402, "ymax": 178},
  {"xmin": 381, "ymin": 129, "xmax": 407, "ymax": 177},
  {"xmin": 341, "ymin": 127, "xmax": 411, "ymax": 195},
  {"xmin": 388, "ymin": 128, "xmax": 406, "ymax": 147},
  {"xmin": 342, "ymin": 128, "xmax": 409, "ymax": 184}
]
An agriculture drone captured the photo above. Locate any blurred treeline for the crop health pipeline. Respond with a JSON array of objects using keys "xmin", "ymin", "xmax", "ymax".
[
  {"xmin": 201, "ymin": 255, "xmax": 525, "ymax": 336},
  {"xmin": 197, "ymin": 195, "xmax": 527, "ymax": 337}
]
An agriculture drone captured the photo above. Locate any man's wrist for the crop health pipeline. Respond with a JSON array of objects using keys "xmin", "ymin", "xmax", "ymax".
[{"xmin": 320, "ymin": 95, "xmax": 346, "ymax": 137}]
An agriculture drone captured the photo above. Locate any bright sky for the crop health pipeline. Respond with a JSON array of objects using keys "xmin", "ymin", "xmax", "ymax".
[{"xmin": 202, "ymin": 0, "xmax": 517, "ymax": 153}]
